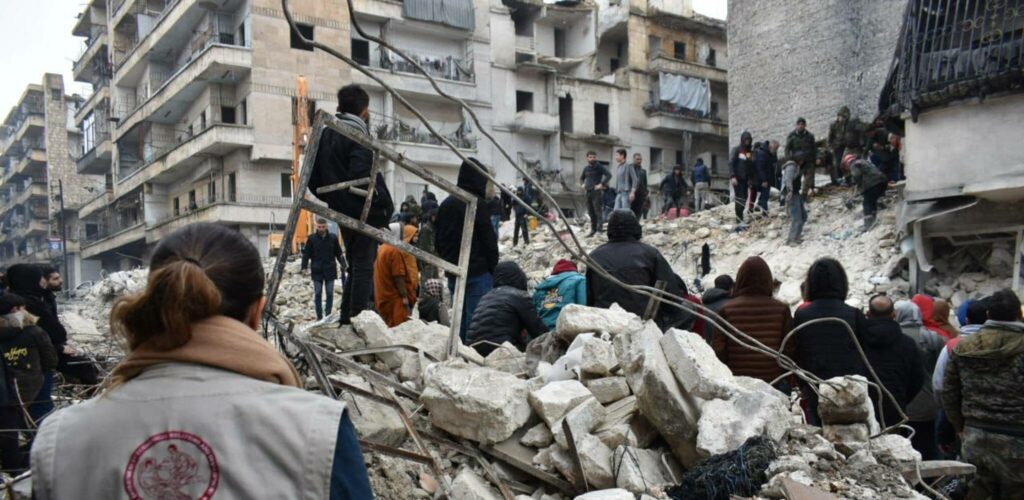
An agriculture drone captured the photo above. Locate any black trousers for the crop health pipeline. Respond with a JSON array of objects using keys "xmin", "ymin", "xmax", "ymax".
[
  {"xmin": 630, "ymin": 193, "xmax": 647, "ymax": 218},
  {"xmin": 58, "ymin": 352, "xmax": 98, "ymax": 386},
  {"xmin": 339, "ymin": 228, "xmax": 379, "ymax": 325},
  {"xmin": 0, "ymin": 406, "xmax": 26, "ymax": 473},
  {"xmin": 513, "ymin": 216, "xmax": 529, "ymax": 246},
  {"xmin": 586, "ymin": 189, "xmax": 604, "ymax": 233},
  {"xmin": 733, "ymin": 178, "xmax": 749, "ymax": 222}
]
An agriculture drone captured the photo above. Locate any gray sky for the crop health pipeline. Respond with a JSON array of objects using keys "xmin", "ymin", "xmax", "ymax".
[{"xmin": 0, "ymin": 0, "xmax": 726, "ymax": 117}]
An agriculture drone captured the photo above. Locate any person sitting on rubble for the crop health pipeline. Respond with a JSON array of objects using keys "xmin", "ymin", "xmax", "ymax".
[
  {"xmin": 30, "ymin": 223, "xmax": 372, "ymax": 499},
  {"xmin": 467, "ymin": 261, "xmax": 547, "ymax": 357},
  {"xmin": 310, "ymin": 84, "xmax": 395, "ymax": 327},
  {"xmin": 792, "ymin": 257, "xmax": 867, "ymax": 424},
  {"xmin": 374, "ymin": 223, "xmax": 419, "ymax": 327},
  {"xmin": 417, "ymin": 278, "xmax": 449, "ymax": 326},
  {"xmin": 586, "ymin": 209, "xmax": 684, "ymax": 330},
  {"xmin": 860, "ymin": 294, "xmax": 924, "ymax": 428},
  {"xmin": 436, "ymin": 158, "xmax": 499, "ymax": 341},
  {"xmin": 714, "ymin": 257, "xmax": 794, "ymax": 388},
  {"xmin": 942, "ymin": 289, "xmax": 1024, "ymax": 499},
  {"xmin": 533, "ymin": 259, "xmax": 586, "ymax": 331}
]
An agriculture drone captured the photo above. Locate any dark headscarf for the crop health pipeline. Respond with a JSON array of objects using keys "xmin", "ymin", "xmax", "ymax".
[
  {"xmin": 607, "ymin": 209, "xmax": 642, "ymax": 242},
  {"xmin": 5, "ymin": 264, "xmax": 46, "ymax": 298},
  {"xmin": 734, "ymin": 256, "xmax": 774, "ymax": 297},
  {"xmin": 804, "ymin": 257, "xmax": 848, "ymax": 301},
  {"xmin": 493, "ymin": 261, "xmax": 528, "ymax": 291}
]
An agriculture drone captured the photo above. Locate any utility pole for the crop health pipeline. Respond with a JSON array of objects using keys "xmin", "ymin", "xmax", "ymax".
[{"xmin": 57, "ymin": 179, "xmax": 69, "ymax": 287}]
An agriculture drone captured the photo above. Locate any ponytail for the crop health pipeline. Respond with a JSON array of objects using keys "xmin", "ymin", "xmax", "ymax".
[{"xmin": 110, "ymin": 260, "xmax": 222, "ymax": 351}]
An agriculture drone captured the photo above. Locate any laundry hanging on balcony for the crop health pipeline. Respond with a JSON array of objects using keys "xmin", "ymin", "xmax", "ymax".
[
  {"xmin": 402, "ymin": 0, "xmax": 476, "ymax": 31},
  {"xmin": 657, "ymin": 72, "xmax": 710, "ymax": 116}
]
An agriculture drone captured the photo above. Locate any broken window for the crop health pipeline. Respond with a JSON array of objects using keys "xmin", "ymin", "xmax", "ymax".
[
  {"xmin": 291, "ymin": 23, "xmax": 315, "ymax": 51},
  {"xmin": 352, "ymin": 38, "xmax": 370, "ymax": 66},
  {"xmin": 594, "ymin": 103, "xmax": 609, "ymax": 135},
  {"xmin": 221, "ymin": 106, "xmax": 236, "ymax": 124},
  {"xmin": 610, "ymin": 58, "xmax": 620, "ymax": 71},
  {"xmin": 208, "ymin": 181, "xmax": 216, "ymax": 203},
  {"xmin": 707, "ymin": 48, "xmax": 716, "ymax": 67},
  {"xmin": 650, "ymin": 147, "xmax": 663, "ymax": 171},
  {"xmin": 516, "ymin": 91, "xmax": 534, "ymax": 112},
  {"xmin": 648, "ymin": 36, "xmax": 662, "ymax": 58},
  {"xmin": 710, "ymin": 101, "xmax": 719, "ymax": 117},
  {"xmin": 240, "ymin": 98, "xmax": 248, "ymax": 125},
  {"xmin": 554, "ymin": 29, "xmax": 566, "ymax": 58},
  {"xmin": 675, "ymin": 150, "xmax": 684, "ymax": 168},
  {"xmin": 188, "ymin": 190, "xmax": 197, "ymax": 209},
  {"xmin": 674, "ymin": 42, "xmax": 687, "ymax": 60},
  {"xmin": 558, "ymin": 96, "xmax": 573, "ymax": 132},
  {"xmin": 281, "ymin": 173, "xmax": 293, "ymax": 198},
  {"xmin": 173, "ymin": 197, "xmax": 180, "ymax": 216},
  {"xmin": 228, "ymin": 172, "xmax": 237, "ymax": 202}
]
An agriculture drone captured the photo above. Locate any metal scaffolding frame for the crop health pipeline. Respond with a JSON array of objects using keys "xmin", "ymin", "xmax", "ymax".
[{"xmin": 263, "ymin": 110, "xmax": 477, "ymax": 358}]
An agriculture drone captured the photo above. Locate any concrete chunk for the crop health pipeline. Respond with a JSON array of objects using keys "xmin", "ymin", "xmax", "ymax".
[
  {"xmin": 556, "ymin": 304, "xmax": 642, "ymax": 340},
  {"xmin": 421, "ymin": 361, "xmax": 532, "ymax": 444},
  {"xmin": 586, "ymin": 377, "xmax": 631, "ymax": 404},
  {"xmin": 451, "ymin": 468, "xmax": 502, "ymax": 500},
  {"xmin": 573, "ymin": 489, "xmax": 634, "ymax": 500},
  {"xmin": 553, "ymin": 397, "xmax": 606, "ymax": 449},
  {"xmin": 660, "ymin": 329, "xmax": 738, "ymax": 399},
  {"xmin": 485, "ymin": 342, "xmax": 527, "ymax": 374},
  {"xmin": 870, "ymin": 434, "xmax": 921, "ymax": 468},
  {"xmin": 580, "ymin": 336, "xmax": 618, "ymax": 376},
  {"xmin": 529, "ymin": 380, "xmax": 594, "ymax": 428},
  {"xmin": 818, "ymin": 375, "xmax": 872, "ymax": 425},
  {"xmin": 613, "ymin": 446, "xmax": 676, "ymax": 493},
  {"xmin": 696, "ymin": 381, "xmax": 791, "ymax": 457},
  {"xmin": 578, "ymin": 434, "xmax": 615, "ymax": 489},
  {"xmin": 520, "ymin": 423, "xmax": 554, "ymax": 448},
  {"xmin": 329, "ymin": 373, "xmax": 407, "ymax": 446}
]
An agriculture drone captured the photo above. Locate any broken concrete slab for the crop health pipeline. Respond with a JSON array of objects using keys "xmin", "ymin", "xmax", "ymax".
[
  {"xmin": 521, "ymin": 423, "xmax": 554, "ymax": 448},
  {"xmin": 695, "ymin": 385, "xmax": 791, "ymax": 457},
  {"xmin": 577, "ymin": 434, "xmax": 615, "ymax": 489},
  {"xmin": 485, "ymin": 342, "xmax": 527, "ymax": 374},
  {"xmin": 573, "ymin": 489, "xmax": 634, "ymax": 500},
  {"xmin": 330, "ymin": 373, "xmax": 407, "ymax": 446},
  {"xmin": 612, "ymin": 445, "xmax": 676, "ymax": 493},
  {"xmin": 870, "ymin": 434, "xmax": 921, "ymax": 469},
  {"xmin": 553, "ymin": 397, "xmax": 606, "ymax": 449},
  {"xmin": 529, "ymin": 380, "xmax": 594, "ymax": 428},
  {"xmin": 817, "ymin": 375, "xmax": 872, "ymax": 425},
  {"xmin": 556, "ymin": 303, "xmax": 642, "ymax": 341},
  {"xmin": 585, "ymin": 377, "xmax": 630, "ymax": 404},
  {"xmin": 421, "ymin": 361, "xmax": 532, "ymax": 444},
  {"xmin": 579, "ymin": 336, "xmax": 617, "ymax": 377},
  {"xmin": 451, "ymin": 468, "xmax": 503, "ymax": 500},
  {"xmin": 660, "ymin": 328, "xmax": 738, "ymax": 400},
  {"xmin": 612, "ymin": 321, "xmax": 663, "ymax": 394},
  {"xmin": 822, "ymin": 423, "xmax": 870, "ymax": 448}
]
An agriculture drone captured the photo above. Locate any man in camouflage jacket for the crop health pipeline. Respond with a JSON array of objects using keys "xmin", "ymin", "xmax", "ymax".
[
  {"xmin": 827, "ymin": 106, "xmax": 866, "ymax": 185},
  {"xmin": 942, "ymin": 289, "xmax": 1024, "ymax": 500},
  {"xmin": 785, "ymin": 118, "xmax": 816, "ymax": 198}
]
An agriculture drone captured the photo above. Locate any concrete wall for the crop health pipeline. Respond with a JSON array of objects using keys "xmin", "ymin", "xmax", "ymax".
[{"xmin": 727, "ymin": 0, "xmax": 905, "ymax": 147}]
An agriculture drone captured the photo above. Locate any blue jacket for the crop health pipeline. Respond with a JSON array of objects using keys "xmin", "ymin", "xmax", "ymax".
[
  {"xmin": 532, "ymin": 271, "xmax": 587, "ymax": 330},
  {"xmin": 692, "ymin": 163, "xmax": 710, "ymax": 183}
]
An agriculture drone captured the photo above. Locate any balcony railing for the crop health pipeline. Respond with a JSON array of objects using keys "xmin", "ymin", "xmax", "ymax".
[
  {"xmin": 152, "ymin": 192, "xmax": 292, "ymax": 227},
  {"xmin": 78, "ymin": 120, "xmax": 111, "ymax": 160},
  {"xmin": 117, "ymin": 119, "xmax": 246, "ymax": 180},
  {"xmin": 370, "ymin": 46, "xmax": 475, "ymax": 82},
  {"xmin": 370, "ymin": 112, "xmax": 477, "ymax": 149},
  {"xmin": 642, "ymin": 100, "xmax": 723, "ymax": 122},
  {"xmin": 894, "ymin": 0, "xmax": 1024, "ymax": 114}
]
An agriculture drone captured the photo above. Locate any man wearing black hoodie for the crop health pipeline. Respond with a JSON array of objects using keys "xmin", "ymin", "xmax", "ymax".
[
  {"xmin": 861, "ymin": 294, "xmax": 924, "ymax": 428},
  {"xmin": 467, "ymin": 261, "xmax": 548, "ymax": 356},
  {"xmin": 729, "ymin": 131, "xmax": 754, "ymax": 224},
  {"xmin": 310, "ymin": 84, "xmax": 395, "ymax": 325},
  {"xmin": 587, "ymin": 210, "xmax": 683, "ymax": 330},
  {"xmin": 436, "ymin": 158, "xmax": 500, "ymax": 341}
]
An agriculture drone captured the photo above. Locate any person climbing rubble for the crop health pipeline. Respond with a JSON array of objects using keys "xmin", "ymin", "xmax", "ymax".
[
  {"xmin": 714, "ymin": 256, "xmax": 794, "ymax": 386},
  {"xmin": 532, "ymin": 259, "xmax": 586, "ymax": 330},
  {"xmin": 842, "ymin": 153, "xmax": 887, "ymax": 231},
  {"xmin": 661, "ymin": 164, "xmax": 688, "ymax": 215},
  {"xmin": 942, "ymin": 289, "xmax": 1024, "ymax": 499},
  {"xmin": 780, "ymin": 159, "xmax": 806, "ymax": 246},
  {"xmin": 860, "ymin": 294, "xmax": 924, "ymax": 428},
  {"xmin": 310, "ymin": 84, "xmax": 395, "ymax": 326},
  {"xmin": 301, "ymin": 218, "xmax": 346, "ymax": 321},
  {"xmin": 374, "ymin": 223, "xmax": 420, "ymax": 327},
  {"xmin": 30, "ymin": 223, "xmax": 372, "ymax": 499},
  {"xmin": 436, "ymin": 157, "xmax": 499, "ymax": 341},
  {"xmin": 466, "ymin": 261, "xmax": 547, "ymax": 356},
  {"xmin": 586, "ymin": 209, "xmax": 684, "ymax": 330}
]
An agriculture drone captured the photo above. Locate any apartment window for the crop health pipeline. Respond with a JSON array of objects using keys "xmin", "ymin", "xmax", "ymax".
[
  {"xmin": 674, "ymin": 42, "xmax": 687, "ymax": 60},
  {"xmin": 221, "ymin": 106, "xmax": 237, "ymax": 124},
  {"xmin": 173, "ymin": 197, "xmax": 180, "ymax": 216},
  {"xmin": 291, "ymin": 98, "xmax": 317, "ymax": 125},
  {"xmin": 208, "ymin": 181, "xmax": 216, "ymax": 202},
  {"xmin": 238, "ymin": 21, "xmax": 246, "ymax": 47},
  {"xmin": 710, "ymin": 101, "xmax": 719, "ymax": 117},
  {"xmin": 51, "ymin": 89, "xmax": 61, "ymax": 101},
  {"xmin": 675, "ymin": 150, "xmax": 684, "ymax": 168},
  {"xmin": 516, "ymin": 91, "xmax": 534, "ymax": 112},
  {"xmin": 650, "ymin": 147, "xmax": 663, "ymax": 171},
  {"xmin": 228, "ymin": 172, "xmax": 237, "ymax": 202},
  {"xmin": 352, "ymin": 38, "xmax": 370, "ymax": 66},
  {"xmin": 554, "ymin": 29, "xmax": 566, "ymax": 58},
  {"xmin": 609, "ymin": 58, "xmax": 620, "ymax": 72},
  {"xmin": 291, "ymin": 23, "xmax": 315, "ymax": 51},
  {"xmin": 707, "ymin": 48, "xmax": 717, "ymax": 67},
  {"xmin": 240, "ymin": 98, "xmax": 248, "ymax": 125},
  {"xmin": 188, "ymin": 190, "xmax": 197, "ymax": 209},
  {"xmin": 200, "ymin": 111, "xmax": 207, "ymax": 130},
  {"xmin": 594, "ymin": 103, "xmax": 609, "ymax": 135},
  {"xmin": 711, "ymin": 154, "xmax": 718, "ymax": 173},
  {"xmin": 558, "ymin": 96, "xmax": 573, "ymax": 132},
  {"xmin": 281, "ymin": 173, "xmax": 293, "ymax": 198}
]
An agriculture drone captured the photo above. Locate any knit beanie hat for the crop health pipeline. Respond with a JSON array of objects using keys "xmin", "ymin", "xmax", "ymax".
[{"xmin": 551, "ymin": 259, "xmax": 577, "ymax": 275}]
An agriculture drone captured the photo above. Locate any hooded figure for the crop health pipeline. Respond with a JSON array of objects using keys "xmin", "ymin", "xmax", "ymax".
[
  {"xmin": 467, "ymin": 262, "xmax": 547, "ymax": 356},
  {"xmin": 715, "ymin": 257, "xmax": 794, "ymax": 382},
  {"xmin": 729, "ymin": 131, "xmax": 755, "ymax": 222},
  {"xmin": 586, "ymin": 210, "xmax": 682, "ymax": 330},
  {"xmin": 5, "ymin": 265, "xmax": 66, "ymax": 351},
  {"xmin": 373, "ymin": 225, "xmax": 419, "ymax": 327},
  {"xmin": 0, "ymin": 294, "xmax": 57, "ymax": 410},
  {"xmin": 861, "ymin": 301, "xmax": 924, "ymax": 428},
  {"xmin": 930, "ymin": 299, "xmax": 959, "ymax": 340},
  {"xmin": 894, "ymin": 300, "xmax": 945, "ymax": 423},
  {"xmin": 436, "ymin": 158, "xmax": 500, "ymax": 339},
  {"xmin": 533, "ymin": 260, "xmax": 587, "ymax": 330}
]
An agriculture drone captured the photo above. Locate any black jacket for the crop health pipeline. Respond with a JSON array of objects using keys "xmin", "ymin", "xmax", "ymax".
[
  {"xmin": 861, "ymin": 316, "xmax": 924, "ymax": 427},
  {"xmin": 730, "ymin": 131, "xmax": 754, "ymax": 180},
  {"xmin": 660, "ymin": 174, "xmax": 686, "ymax": 198},
  {"xmin": 700, "ymin": 287, "xmax": 731, "ymax": 341},
  {"xmin": 634, "ymin": 167, "xmax": 649, "ymax": 197},
  {"xmin": 301, "ymin": 231, "xmax": 345, "ymax": 281},
  {"xmin": 753, "ymin": 143, "xmax": 775, "ymax": 185},
  {"xmin": 309, "ymin": 113, "xmax": 394, "ymax": 228},
  {"xmin": 0, "ymin": 322, "xmax": 57, "ymax": 403},
  {"xmin": 6, "ymin": 265, "xmax": 67, "ymax": 349},
  {"xmin": 580, "ymin": 162, "xmax": 612, "ymax": 192},
  {"xmin": 467, "ymin": 262, "xmax": 547, "ymax": 356},
  {"xmin": 793, "ymin": 299, "xmax": 867, "ymax": 380},
  {"xmin": 421, "ymin": 192, "xmax": 439, "ymax": 214},
  {"xmin": 436, "ymin": 159, "xmax": 499, "ymax": 278}
]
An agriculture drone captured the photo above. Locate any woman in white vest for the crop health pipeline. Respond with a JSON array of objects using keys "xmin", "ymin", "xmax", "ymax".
[{"xmin": 31, "ymin": 223, "xmax": 373, "ymax": 499}]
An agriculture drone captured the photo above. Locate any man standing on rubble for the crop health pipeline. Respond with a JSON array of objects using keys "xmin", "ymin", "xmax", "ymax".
[
  {"xmin": 310, "ymin": 84, "xmax": 394, "ymax": 326},
  {"xmin": 661, "ymin": 164, "xmax": 687, "ymax": 215},
  {"xmin": 630, "ymin": 153, "xmax": 649, "ymax": 218},
  {"xmin": 828, "ymin": 106, "xmax": 866, "ymax": 185},
  {"xmin": 610, "ymin": 149, "xmax": 638, "ymax": 211},
  {"xmin": 692, "ymin": 159, "xmax": 709, "ymax": 212},
  {"xmin": 842, "ymin": 154, "xmax": 888, "ymax": 231},
  {"xmin": 436, "ymin": 158, "xmax": 500, "ymax": 341},
  {"xmin": 752, "ymin": 141, "xmax": 775, "ymax": 215},
  {"xmin": 785, "ymin": 118, "xmax": 816, "ymax": 198},
  {"xmin": 730, "ymin": 131, "xmax": 755, "ymax": 224},
  {"xmin": 942, "ymin": 289, "xmax": 1024, "ymax": 499},
  {"xmin": 301, "ymin": 219, "xmax": 346, "ymax": 321},
  {"xmin": 579, "ymin": 151, "xmax": 611, "ymax": 237},
  {"xmin": 586, "ymin": 210, "xmax": 683, "ymax": 330}
]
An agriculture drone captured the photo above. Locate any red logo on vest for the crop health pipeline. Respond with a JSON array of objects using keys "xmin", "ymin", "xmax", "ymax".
[{"xmin": 124, "ymin": 431, "xmax": 219, "ymax": 500}]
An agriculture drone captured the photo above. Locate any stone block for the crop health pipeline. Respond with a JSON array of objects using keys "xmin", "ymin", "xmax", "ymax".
[
  {"xmin": 612, "ymin": 321, "xmax": 663, "ymax": 394},
  {"xmin": 485, "ymin": 342, "xmax": 527, "ymax": 374},
  {"xmin": 521, "ymin": 423, "xmax": 554, "ymax": 448},
  {"xmin": 451, "ymin": 468, "xmax": 502, "ymax": 500},
  {"xmin": 529, "ymin": 380, "xmax": 594, "ymax": 428},
  {"xmin": 573, "ymin": 489, "xmax": 634, "ymax": 500},
  {"xmin": 613, "ymin": 446, "xmax": 675, "ymax": 493},
  {"xmin": 556, "ymin": 303, "xmax": 642, "ymax": 341},
  {"xmin": 586, "ymin": 377, "xmax": 631, "ymax": 404},
  {"xmin": 421, "ymin": 361, "xmax": 532, "ymax": 444},
  {"xmin": 822, "ymin": 423, "xmax": 870, "ymax": 445},
  {"xmin": 870, "ymin": 434, "xmax": 921, "ymax": 468},
  {"xmin": 578, "ymin": 434, "xmax": 616, "ymax": 489},
  {"xmin": 553, "ymin": 397, "xmax": 606, "ymax": 449},
  {"xmin": 696, "ymin": 383, "xmax": 791, "ymax": 457},
  {"xmin": 660, "ymin": 329, "xmax": 738, "ymax": 399},
  {"xmin": 330, "ymin": 373, "xmax": 407, "ymax": 447},
  {"xmin": 580, "ymin": 337, "xmax": 618, "ymax": 376},
  {"xmin": 817, "ymin": 376, "xmax": 872, "ymax": 425}
]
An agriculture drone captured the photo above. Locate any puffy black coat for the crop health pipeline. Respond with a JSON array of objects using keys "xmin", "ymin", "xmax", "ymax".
[
  {"xmin": 436, "ymin": 159, "xmax": 499, "ymax": 278},
  {"xmin": 301, "ymin": 231, "xmax": 345, "ymax": 281},
  {"xmin": 309, "ymin": 113, "xmax": 394, "ymax": 228},
  {"xmin": 861, "ymin": 317, "xmax": 924, "ymax": 427},
  {"xmin": 0, "ymin": 321, "xmax": 57, "ymax": 403},
  {"xmin": 467, "ymin": 262, "xmax": 547, "ymax": 356},
  {"xmin": 793, "ymin": 299, "xmax": 867, "ymax": 380},
  {"xmin": 753, "ymin": 143, "xmax": 775, "ymax": 185}
]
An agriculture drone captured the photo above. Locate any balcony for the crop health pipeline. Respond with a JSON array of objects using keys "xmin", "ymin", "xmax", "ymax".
[
  {"xmin": 369, "ymin": 113, "xmax": 476, "ymax": 165},
  {"xmin": 77, "ymin": 135, "xmax": 113, "ymax": 176},
  {"xmin": 641, "ymin": 101, "xmax": 726, "ymax": 136},
  {"xmin": 11, "ymin": 115, "xmax": 44, "ymax": 142},
  {"xmin": 78, "ymin": 189, "xmax": 114, "ymax": 220},
  {"xmin": 146, "ymin": 193, "xmax": 291, "ymax": 242},
  {"xmin": 75, "ymin": 88, "xmax": 110, "ymax": 125},
  {"xmin": 5, "ymin": 149, "xmax": 47, "ymax": 182},
  {"xmin": 511, "ymin": 110, "xmax": 559, "ymax": 135},
  {"xmin": 73, "ymin": 32, "xmax": 110, "ymax": 83},
  {"xmin": 649, "ymin": 55, "xmax": 726, "ymax": 83},
  {"xmin": 515, "ymin": 35, "xmax": 535, "ymax": 54},
  {"xmin": 0, "ymin": 184, "xmax": 49, "ymax": 218},
  {"xmin": 81, "ymin": 220, "xmax": 145, "ymax": 259},
  {"xmin": 118, "ymin": 124, "xmax": 253, "ymax": 194},
  {"xmin": 355, "ymin": 45, "xmax": 479, "ymax": 101}
]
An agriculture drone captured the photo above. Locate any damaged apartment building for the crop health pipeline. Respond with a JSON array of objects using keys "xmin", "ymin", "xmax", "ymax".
[{"xmin": 0, "ymin": 75, "xmax": 105, "ymax": 285}]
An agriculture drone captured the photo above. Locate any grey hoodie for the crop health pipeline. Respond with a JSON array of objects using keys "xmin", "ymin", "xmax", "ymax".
[{"xmin": 894, "ymin": 300, "xmax": 945, "ymax": 421}]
